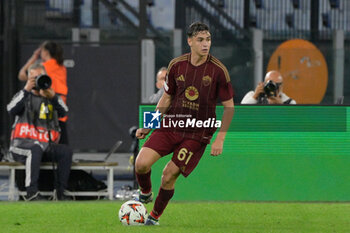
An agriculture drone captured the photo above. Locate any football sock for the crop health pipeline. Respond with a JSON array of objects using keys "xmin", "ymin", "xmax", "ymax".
[
  {"xmin": 136, "ymin": 170, "xmax": 152, "ymax": 194},
  {"xmin": 151, "ymin": 188, "xmax": 175, "ymax": 219}
]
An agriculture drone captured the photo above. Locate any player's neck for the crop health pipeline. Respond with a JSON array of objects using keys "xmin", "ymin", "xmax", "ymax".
[{"xmin": 190, "ymin": 53, "xmax": 208, "ymax": 67}]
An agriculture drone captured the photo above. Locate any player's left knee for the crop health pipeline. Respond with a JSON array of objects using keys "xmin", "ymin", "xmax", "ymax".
[
  {"xmin": 135, "ymin": 160, "xmax": 149, "ymax": 173},
  {"xmin": 161, "ymin": 175, "xmax": 175, "ymax": 188},
  {"xmin": 161, "ymin": 170, "xmax": 178, "ymax": 188}
]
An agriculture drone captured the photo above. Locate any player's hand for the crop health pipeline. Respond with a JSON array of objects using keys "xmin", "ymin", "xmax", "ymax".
[
  {"xmin": 136, "ymin": 128, "xmax": 152, "ymax": 139},
  {"xmin": 24, "ymin": 76, "xmax": 36, "ymax": 92},
  {"xmin": 210, "ymin": 138, "xmax": 224, "ymax": 156},
  {"xmin": 253, "ymin": 82, "xmax": 264, "ymax": 99},
  {"xmin": 39, "ymin": 87, "xmax": 55, "ymax": 99}
]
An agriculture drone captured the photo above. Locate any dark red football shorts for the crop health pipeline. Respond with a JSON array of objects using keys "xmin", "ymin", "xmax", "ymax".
[{"xmin": 143, "ymin": 130, "xmax": 207, "ymax": 177}]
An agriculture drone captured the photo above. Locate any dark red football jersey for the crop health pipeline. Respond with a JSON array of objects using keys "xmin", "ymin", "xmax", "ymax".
[{"xmin": 161, "ymin": 53, "xmax": 234, "ymax": 144}]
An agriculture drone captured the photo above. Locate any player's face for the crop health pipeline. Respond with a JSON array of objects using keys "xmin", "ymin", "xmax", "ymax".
[{"xmin": 188, "ymin": 31, "xmax": 211, "ymax": 57}]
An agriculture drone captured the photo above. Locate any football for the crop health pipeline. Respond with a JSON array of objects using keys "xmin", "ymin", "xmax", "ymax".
[{"xmin": 118, "ymin": 200, "xmax": 148, "ymax": 226}]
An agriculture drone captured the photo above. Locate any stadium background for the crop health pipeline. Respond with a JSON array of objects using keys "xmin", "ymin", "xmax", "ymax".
[{"xmin": 1, "ymin": 0, "xmax": 350, "ymax": 201}]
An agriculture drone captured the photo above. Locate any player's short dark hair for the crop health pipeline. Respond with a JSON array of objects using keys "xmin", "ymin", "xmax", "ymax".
[{"xmin": 187, "ymin": 22, "xmax": 210, "ymax": 38}]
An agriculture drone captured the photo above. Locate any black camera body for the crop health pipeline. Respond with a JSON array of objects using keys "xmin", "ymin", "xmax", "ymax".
[
  {"xmin": 34, "ymin": 74, "xmax": 52, "ymax": 90},
  {"xmin": 263, "ymin": 80, "xmax": 280, "ymax": 97}
]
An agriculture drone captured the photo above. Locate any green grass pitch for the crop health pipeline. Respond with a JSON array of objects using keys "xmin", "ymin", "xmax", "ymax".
[{"xmin": 0, "ymin": 201, "xmax": 349, "ymax": 233}]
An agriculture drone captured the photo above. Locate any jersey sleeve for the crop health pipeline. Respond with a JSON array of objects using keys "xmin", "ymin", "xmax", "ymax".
[
  {"xmin": 163, "ymin": 60, "xmax": 177, "ymax": 96},
  {"xmin": 217, "ymin": 66, "xmax": 234, "ymax": 102}
]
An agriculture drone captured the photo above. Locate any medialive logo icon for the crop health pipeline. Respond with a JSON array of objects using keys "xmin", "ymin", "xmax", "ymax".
[{"xmin": 143, "ymin": 110, "xmax": 162, "ymax": 129}]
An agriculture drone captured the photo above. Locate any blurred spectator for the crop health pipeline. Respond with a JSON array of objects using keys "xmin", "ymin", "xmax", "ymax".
[
  {"xmin": 8, "ymin": 64, "xmax": 72, "ymax": 201},
  {"xmin": 148, "ymin": 67, "xmax": 167, "ymax": 103},
  {"xmin": 241, "ymin": 70, "xmax": 296, "ymax": 104},
  {"xmin": 18, "ymin": 41, "xmax": 69, "ymax": 144}
]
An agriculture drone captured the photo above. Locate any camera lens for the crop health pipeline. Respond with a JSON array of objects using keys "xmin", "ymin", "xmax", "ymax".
[
  {"xmin": 35, "ymin": 74, "xmax": 52, "ymax": 90},
  {"xmin": 264, "ymin": 80, "xmax": 278, "ymax": 97}
]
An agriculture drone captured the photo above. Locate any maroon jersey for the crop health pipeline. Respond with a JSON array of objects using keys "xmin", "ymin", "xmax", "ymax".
[{"xmin": 161, "ymin": 53, "xmax": 234, "ymax": 144}]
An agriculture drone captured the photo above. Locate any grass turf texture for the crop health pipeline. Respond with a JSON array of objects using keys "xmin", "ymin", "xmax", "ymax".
[{"xmin": 0, "ymin": 201, "xmax": 349, "ymax": 233}]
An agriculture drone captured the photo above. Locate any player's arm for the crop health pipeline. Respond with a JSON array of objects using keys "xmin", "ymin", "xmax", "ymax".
[
  {"xmin": 210, "ymin": 98, "xmax": 234, "ymax": 156},
  {"xmin": 155, "ymin": 91, "xmax": 172, "ymax": 114},
  {"xmin": 136, "ymin": 60, "xmax": 176, "ymax": 140},
  {"xmin": 136, "ymin": 92, "xmax": 172, "ymax": 139}
]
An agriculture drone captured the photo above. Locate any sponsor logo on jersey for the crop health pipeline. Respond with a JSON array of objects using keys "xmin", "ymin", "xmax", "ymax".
[
  {"xmin": 176, "ymin": 75, "xmax": 185, "ymax": 82},
  {"xmin": 182, "ymin": 100, "xmax": 199, "ymax": 111},
  {"xmin": 185, "ymin": 86, "xmax": 199, "ymax": 101}
]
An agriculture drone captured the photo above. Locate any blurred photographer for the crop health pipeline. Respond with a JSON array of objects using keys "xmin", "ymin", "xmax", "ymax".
[
  {"xmin": 148, "ymin": 67, "xmax": 167, "ymax": 103},
  {"xmin": 7, "ymin": 63, "xmax": 72, "ymax": 201},
  {"xmin": 241, "ymin": 70, "xmax": 296, "ymax": 104},
  {"xmin": 18, "ymin": 41, "xmax": 69, "ymax": 145}
]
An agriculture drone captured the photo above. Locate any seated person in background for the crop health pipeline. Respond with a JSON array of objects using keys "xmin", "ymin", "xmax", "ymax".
[
  {"xmin": 241, "ymin": 70, "xmax": 296, "ymax": 104},
  {"xmin": 148, "ymin": 67, "xmax": 167, "ymax": 103},
  {"xmin": 7, "ymin": 63, "xmax": 72, "ymax": 201}
]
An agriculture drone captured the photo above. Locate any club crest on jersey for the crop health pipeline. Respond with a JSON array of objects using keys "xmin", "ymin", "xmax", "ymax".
[
  {"xmin": 185, "ymin": 86, "xmax": 199, "ymax": 101},
  {"xmin": 176, "ymin": 75, "xmax": 185, "ymax": 82},
  {"xmin": 202, "ymin": 75, "xmax": 212, "ymax": 86}
]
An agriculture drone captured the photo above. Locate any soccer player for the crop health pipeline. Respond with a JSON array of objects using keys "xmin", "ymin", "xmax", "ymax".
[{"xmin": 135, "ymin": 22, "xmax": 234, "ymax": 225}]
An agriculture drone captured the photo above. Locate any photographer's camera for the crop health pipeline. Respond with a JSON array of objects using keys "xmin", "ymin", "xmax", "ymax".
[
  {"xmin": 34, "ymin": 74, "xmax": 52, "ymax": 90},
  {"xmin": 263, "ymin": 80, "xmax": 280, "ymax": 97}
]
